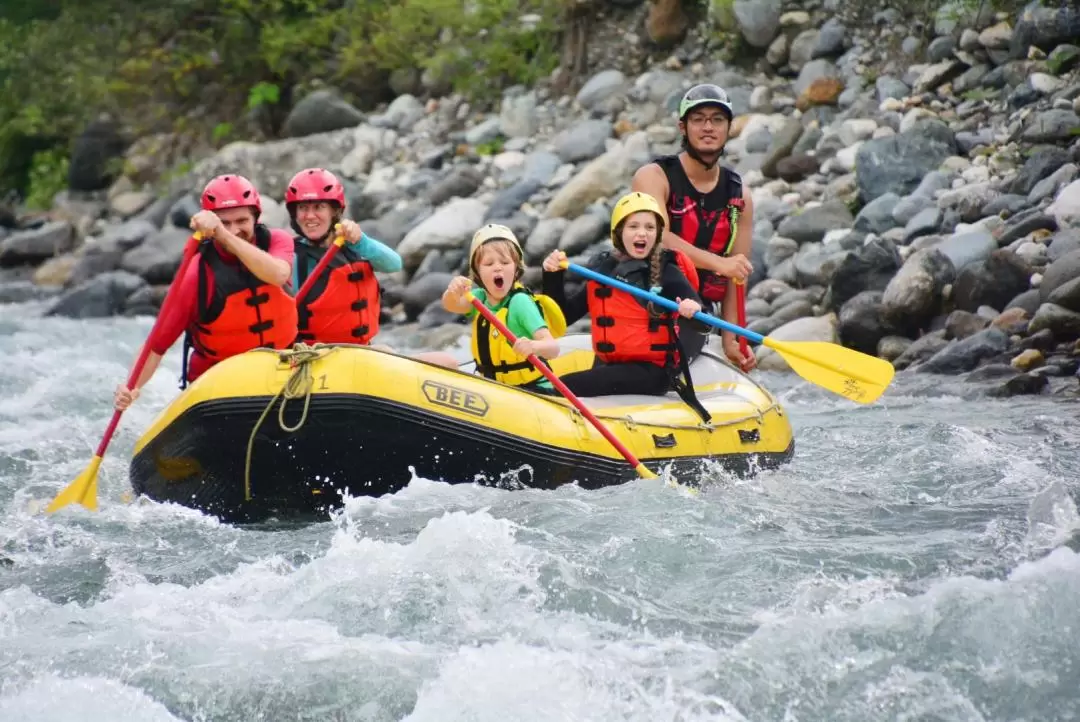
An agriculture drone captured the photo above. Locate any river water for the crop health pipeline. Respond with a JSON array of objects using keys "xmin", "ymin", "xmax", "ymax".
[{"xmin": 2, "ymin": 305, "xmax": 1079, "ymax": 722}]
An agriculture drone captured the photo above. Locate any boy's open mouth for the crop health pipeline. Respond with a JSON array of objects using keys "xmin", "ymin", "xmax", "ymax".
[{"xmin": 492, "ymin": 274, "xmax": 505, "ymax": 289}]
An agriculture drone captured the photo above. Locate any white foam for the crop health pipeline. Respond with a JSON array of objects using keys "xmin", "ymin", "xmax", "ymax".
[{"xmin": 0, "ymin": 675, "xmax": 183, "ymax": 722}]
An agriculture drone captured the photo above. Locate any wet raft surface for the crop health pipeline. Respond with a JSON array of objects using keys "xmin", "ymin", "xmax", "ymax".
[{"xmin": 129, "ymin": 337, "xmax": 794, "ymax": 522}]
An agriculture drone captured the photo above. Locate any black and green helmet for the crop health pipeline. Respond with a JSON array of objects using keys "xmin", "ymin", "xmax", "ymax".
[{"xmin": 678, "ymin": 84, "xmax": 734, "ymax": 122}]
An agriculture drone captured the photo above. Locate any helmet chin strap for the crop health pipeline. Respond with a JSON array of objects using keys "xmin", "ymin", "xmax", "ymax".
[{"xmin": 682, "ymin": 135, "xmax": 723, "ymax": 171}]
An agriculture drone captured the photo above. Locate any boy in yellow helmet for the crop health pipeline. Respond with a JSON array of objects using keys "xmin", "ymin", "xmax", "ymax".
[{"xmin": 442, "ymin": 224, "xmax": 567, "ymax": 394}]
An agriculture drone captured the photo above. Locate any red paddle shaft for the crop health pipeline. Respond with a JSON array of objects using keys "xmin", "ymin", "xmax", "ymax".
[
  {"xmin": 295, "ymin": 232, "xmax": 346, "ymax": 305},
  {"xmin": 735, "ymin": 281, "xmax": 749, "ymax": 358},
  {"xmin": 466, "ymin": 294, "xmax": 654, "ymax": 478},
  {"xmin": 95, "ymin": 231, "xmax": 205, "ymax": 457}
]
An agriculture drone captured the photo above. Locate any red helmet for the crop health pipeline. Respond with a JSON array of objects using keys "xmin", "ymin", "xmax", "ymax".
[
  {"xmin": 201, "ymin": 174, "xmax": 262, "ymax": 215},
  {"xmin": 285, "ymin": 168, "xmax": 346, "ymax": 209}
]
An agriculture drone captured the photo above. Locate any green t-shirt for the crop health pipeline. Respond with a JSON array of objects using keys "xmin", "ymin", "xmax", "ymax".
[{"xmin": 467, "ymin": 288, "xmax": 553, "ymax": 390}]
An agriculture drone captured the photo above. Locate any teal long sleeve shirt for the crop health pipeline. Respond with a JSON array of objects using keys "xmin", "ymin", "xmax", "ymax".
[{"xmin": 291, "ymin": 232, "xmax": 402, "ymax": 292}]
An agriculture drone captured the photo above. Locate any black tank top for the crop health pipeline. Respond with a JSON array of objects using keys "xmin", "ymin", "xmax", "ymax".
[{"xmin": 653, "ymin": 154, "xmax": 745, "ymax": 305}]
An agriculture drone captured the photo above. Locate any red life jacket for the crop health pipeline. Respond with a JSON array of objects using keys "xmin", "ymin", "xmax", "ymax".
[
  {"xmin": 294, "ymin": 240, "xmax": 380, "ymax": 345},
  {"xmin": 585, "ymin": 253, "xmax": 681, "ymax": 368},
  {"xmin": 182, "ymin": 226, "xmax": 298, "ymax": 385},
  {"xmin": 655, "ymin": 154, "xmax": 744, "ymax": 304},
  {"xmin": 672, "ymin": 250, "xmax": 699, "ymax": 293}
]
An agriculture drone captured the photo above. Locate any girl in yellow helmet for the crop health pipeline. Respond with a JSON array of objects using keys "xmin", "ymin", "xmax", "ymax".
[
  {"xmin": 442, "ymin": 224, "xmax": 567, "ymax": 394},
  {"xmin": 541, "ymin": 192, "xmax": 712, "ymax": 419}
]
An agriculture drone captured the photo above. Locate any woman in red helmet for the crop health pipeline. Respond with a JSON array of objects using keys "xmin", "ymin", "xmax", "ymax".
[
  {"xmin": 113, "ymin": 174, "xmax": 298, "ymax": 409},
  {"xmin": 285, "ymin": 168, "xmax": 401, "ymax": 346},
  {"xmin": 286, "ymin": 167, "xmax": 459, "ymax": 367}
]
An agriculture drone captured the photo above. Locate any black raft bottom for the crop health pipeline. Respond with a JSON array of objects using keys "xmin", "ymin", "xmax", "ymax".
[{"xmin": 130, "ymin": 394, "xmax": 794, "ymax": 524}]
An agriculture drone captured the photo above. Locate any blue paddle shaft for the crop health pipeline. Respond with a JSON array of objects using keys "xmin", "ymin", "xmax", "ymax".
[{"xmin": 566, "ymin": 262, "xmax": 766, "ymax": 345}]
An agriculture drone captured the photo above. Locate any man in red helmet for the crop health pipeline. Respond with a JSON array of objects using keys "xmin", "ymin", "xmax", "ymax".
[
  {"xmin": 632, "ymin": 83, "xmax": 757, "ymax": 372},
  {"xmin": 113, "ymin": 174, "xmax": 298, "ymax": 409}
]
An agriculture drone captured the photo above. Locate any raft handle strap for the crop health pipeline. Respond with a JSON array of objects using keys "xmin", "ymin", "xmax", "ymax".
[{"xmin": 243, "ymin": 342, "xmax": 336, "ymax": 501}]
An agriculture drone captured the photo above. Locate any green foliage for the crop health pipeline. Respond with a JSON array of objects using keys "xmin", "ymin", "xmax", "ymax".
[
  {"xmin": 961, "ymin": 87, "xmax": 997, "ymax": 101},
  {"xmin": 708, "ymin": 0, "xmax": 736, "ymax": 30},
  {"xmin": 844, "ymin": 194, "xmax": 863, "ymax": 217},
  {"xmin": 1045, "ymin": 47, "xmax": 1079, "ymax": 76},
  {"xmin": 247, "ymin": 82, "xmax": 281, "ymax": 112},
  {"xmin": 25, "ymin": 148, "xmax": 69, "ymax": 209},
  {"xmin": 475, "ymin": 138, "xmax": 505, "ymax": 155},
  {"xmin": 212, "ymin": 122, "xmax": 235, "ymax": 146},
  {"xmin": 0, "ymin": 0, "xmax": 564, "ymax": 199}
]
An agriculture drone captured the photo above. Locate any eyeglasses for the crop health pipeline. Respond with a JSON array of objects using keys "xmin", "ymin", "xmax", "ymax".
[{"xmin": 685, "ymin": 114, "xmax": 729, "ymax": 128}]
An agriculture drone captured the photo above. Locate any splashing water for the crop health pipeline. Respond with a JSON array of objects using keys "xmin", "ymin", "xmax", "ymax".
[{"xmin": 2, "ymin": 310, "xmax": 1079, "ymax": 721}]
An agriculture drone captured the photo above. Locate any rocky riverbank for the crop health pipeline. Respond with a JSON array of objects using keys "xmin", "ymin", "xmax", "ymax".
[{"xmin": 2, "ymin": 0, "xmax": 1079, "ymax": 397}]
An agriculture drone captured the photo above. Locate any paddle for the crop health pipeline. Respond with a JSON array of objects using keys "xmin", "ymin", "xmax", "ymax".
[
  {"xmin": 294, "ymin": 225, "xmax": 345, "ymax": 305},
  {"xmin": 465, "ymin": 291, "xmax": 658, "ymax": 480},
  {"xmin": 46, "ymin": 232, "xmax": 206, "ymax": 514},
  {"xmin": 735, "ymin": 280, "xmax": 749, "ymax": 361},
  {"xmin": 563, "ymin": 261, "xmax": 895, "ymax": 405}
]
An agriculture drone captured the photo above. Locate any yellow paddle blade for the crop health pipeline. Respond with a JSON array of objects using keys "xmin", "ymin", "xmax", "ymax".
[
  {"xmin": 634, "ymin": 463, "xmax": 658, "ymax": 480},
  {"xmin": 665, "ymin": 475, "xmax": 699, "ymax": 496},
  {"xmin": 764, "ymin": 339, "xmax": 895, "ymax": 404},
  {"xmin": 45, "ymin": 455, "xmax": 102, "ymax": 513}
]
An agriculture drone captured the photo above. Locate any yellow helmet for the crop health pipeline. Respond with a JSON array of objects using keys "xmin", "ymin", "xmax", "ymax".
[
  {"xmin": 468, "ymin": 223, "xmax": 524, "ymax": 280},
  {"xmin": 610, "ymin": 192, "xmax": 667, "ymax": 245}
]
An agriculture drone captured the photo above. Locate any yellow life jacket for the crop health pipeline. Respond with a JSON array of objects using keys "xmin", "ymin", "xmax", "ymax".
[{"xmin": 470, "ymin": 284, "xmax": 567, "ymax": 387}]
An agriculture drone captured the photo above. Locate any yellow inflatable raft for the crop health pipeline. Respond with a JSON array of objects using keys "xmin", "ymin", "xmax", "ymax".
[{"xmin": 129, "ymin": 334, "xmax": 794, "ymax": 523}]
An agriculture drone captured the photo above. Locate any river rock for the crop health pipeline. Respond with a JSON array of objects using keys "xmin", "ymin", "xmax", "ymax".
[
  {"xmin": 826, "ymin": 237, "xmax": 902, "ymax": 310},
  {"xmin": 734, "ymin": 0, "xmax": 782, "ymax": 48},
  {"xmin": 853, "ymin": 193, "xmax": 900, "ymax": 235},
  {"xmin": 755, "ymin": 313, "xmax": 839, "ymax": 371},
  {"xmin": 775, "ymin": 200, "xmax": 854, "ymax": 245},
  {"xmin": 397, "ymin": 198, "xmax": 488, "ymax": 269},
  {"xmin": 119, "ymin": 227, "xmax": 191, "ymax": 284},
  {"xmin": 45, "ymin": 270, "xmax": 147, "ymax": 319},
  {"xmin": 282, "ymin": 89, "xmax": 365, "ymax": 138},
  {"xmin": 881, "ymin": 248, "xmax": 956, "ymax": 332},
  {"xmin": 401, "ymin": 272, "xmax": 453, "ymax": 321},
  {"xmin": 1047, "ymin": 277, "xmax": 1080, "ymax": 313},
  {"xmin": 944, "ymin": 309, "xmax": 989, "ymax": 339},
  {"xmin": 1039, "ymin": 249, "xmax": 1080, "ymax": 301},
  {"xmin": 553, "ymin": 120, "xmax": 613, "ymax": 163},
  {"xmin": 1028, "ymin": 303, "xmax": 1080, "ymax": 340},
  {"xmin": 0, "ymin": 222, "xmax": 76, "ymax": 268},
  {"xmin": 545, "ymin": 133, "xmax": 649, "ymax": 219},
  {"xmin": 855, "ymin": 119, "xmax": 956, "ymax": 203},
  {"xmin": 952, "ymin": 250, "xmax": 1032, "ymax": 312},
  {"xmin": 1046, "ymin": 180, "xmax": 1080, "ymax": 228},
  {"xmin": 915, "ymin": 327, "xmax": 1010, "ymax": 374},
  {"xmin": 838, "ymin": 290, "xmax": 895, "ymax": 356},
  {"xmin": 935, "ymin": 227, "xmax": 998, "ymax": 272}
]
